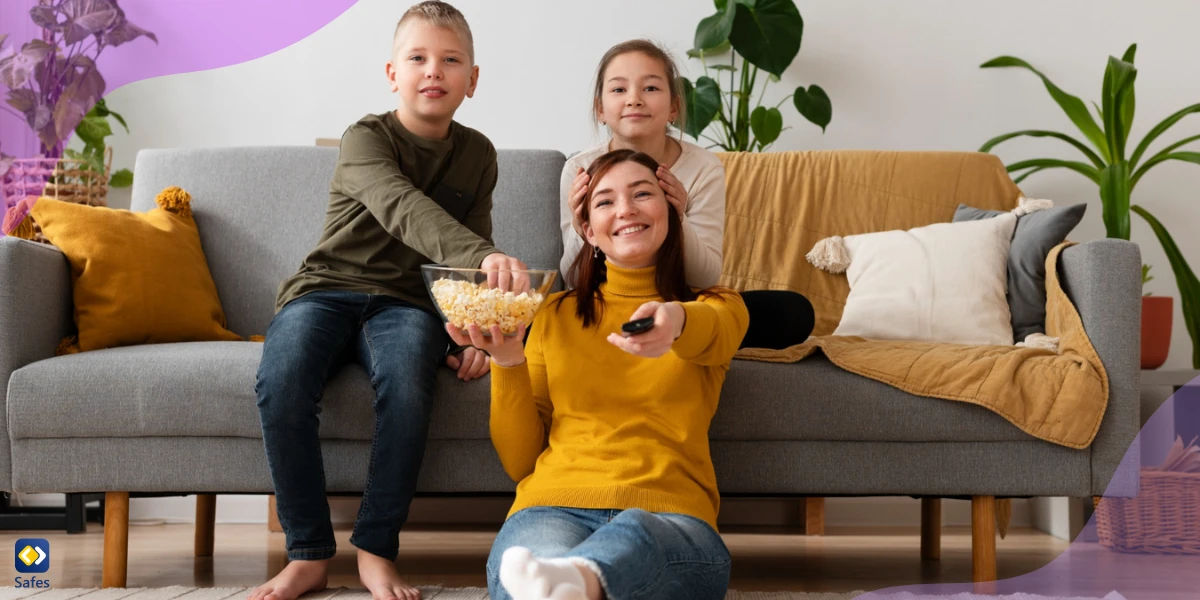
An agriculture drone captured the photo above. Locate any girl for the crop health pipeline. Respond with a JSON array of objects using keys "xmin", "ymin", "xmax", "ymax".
[
  {"xmin": 450, "ymin": 149, "xmax": 748, "ymax": 600},
  {"xmin": 560, "ymin": 39, "xmax": 813, "ymax": 350}
]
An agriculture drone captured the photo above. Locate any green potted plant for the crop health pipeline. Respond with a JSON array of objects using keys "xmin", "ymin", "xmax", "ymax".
[
  {"xmin": 1, "ymin": 0, "xmax": 154, "ymax": 219},
  {"xmin": 66, "ymin": 98, "xmax": 135, "ymax": 189},
  {"xmin": 979, "ymin": 44, "xmax": 1200, "ymax": 369},
  {"xmin": 681, "ymin": 0, "xmax": 831, "ymax": 152}
]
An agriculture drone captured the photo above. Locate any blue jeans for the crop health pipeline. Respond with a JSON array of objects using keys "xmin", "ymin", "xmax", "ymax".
[
  {"xmin": 255, "ymin": 290, "xmax": 447, "ymax": 561},
  {"xmin": 487, "ymin": 507, "xmax": 731, "ymax": 600}
]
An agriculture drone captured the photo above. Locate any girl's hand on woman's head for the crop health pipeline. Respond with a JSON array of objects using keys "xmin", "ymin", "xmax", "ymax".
[
  {"xmin": 656, "ymin": 165, "xmax": 687, "ymax": 215},
  {"xmin": 445, "ymin": 322, "xmax": 528, "ymax": 368},
  {"xmin": 607, "ymin": 301, "xmax": 686, "ymax": 359},
  {"xmin": 569, "ymin": 167, "xmax": 590, "ymax": 237}
]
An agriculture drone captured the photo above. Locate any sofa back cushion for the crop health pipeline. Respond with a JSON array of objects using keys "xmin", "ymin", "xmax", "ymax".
[
  {"xmin": 716, "ymin": 150, "xmax": 1022, "ymax": 336},
  {"xmin": 131, "ymin": 147, "xmax": 566, "ymax": 337}
]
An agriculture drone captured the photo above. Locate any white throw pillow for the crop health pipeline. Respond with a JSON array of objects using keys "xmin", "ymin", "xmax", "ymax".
[{"xmin": 810, "ymin": 214, "xmax": 1018, "ymax": 346}]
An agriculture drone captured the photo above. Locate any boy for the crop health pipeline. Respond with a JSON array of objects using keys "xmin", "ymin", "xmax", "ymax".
[{"xmin": 251, "ymin": 3, "xmax": 524, "ymax": 600}]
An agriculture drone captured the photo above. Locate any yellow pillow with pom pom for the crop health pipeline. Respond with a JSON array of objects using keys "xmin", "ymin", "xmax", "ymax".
[{"xmin": 22, "ymin": 187, "xmax": 243, "ymax": 353}]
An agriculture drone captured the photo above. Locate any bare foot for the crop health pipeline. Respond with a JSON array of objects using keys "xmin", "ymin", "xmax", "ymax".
[
  {"xmin": 358, "ymin": 548, "xmax": 421, "ymax": 600},
  {"xmin": 248, "ymin": 559, "xmax": 329, "ymax": 600}
]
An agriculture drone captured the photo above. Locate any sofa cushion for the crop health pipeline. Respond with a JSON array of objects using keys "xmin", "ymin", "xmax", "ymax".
[
  {"xmin": 28, "ymin": 191, "xmax": 243, "ymax": 353},
  {"xmin": 826, "ymin": 214, "xmax": 1018, "ymax": 346},
  {"xmin": 7, "ymin": 342, "xmax": 1034, "ymax": 444}
]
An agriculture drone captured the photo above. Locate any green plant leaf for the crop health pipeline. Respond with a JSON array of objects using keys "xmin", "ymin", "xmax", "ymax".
[
  {"xmin": 1122, "ymin": 43, "xmax": 1138, "ymax": 63},
  {"xmin": 1012, "ymin": 166, "xmax": 1050, "ymax": 184},
  {"xmin": 979, "ymin": 129, "xmax": 1106, "ymax": 168},
  {"xmin": 682, "ymin": 76, "xmax": 721, "ymax": 140},
  {"xmin": 75, "ymin": 115, "xmax": 112, "ymax": 146},
  {"xmin": 1102, "ymin": 55, "xmax": 1137, "ymax": 161},
  {"xmin": 1119, "ymin": 44, "xmax": 1137, "ymax": 147},
  {"xmin": 90, "ymin": 98, "xmax": 110, "ymax": 118},
  {"xmin": 750, "ymin": 106, "xmax": 783, "ymax": 145},
  {"xmin": 1131, "ymin": 151, "xmax": 1200, "ymax": 188},
  {"xmin": 687, "ymin": 40, "xmax": 731, "ymax": 59},
  {"xmin": 981, "ymin": 56, "xmax": 1111, "ymax": 162},
  {"xmin": 1132, "ymin": 204, "xmax": 1200, "ymax": 368},
  {"xmin": 728, "ymin": 0, "xmax": 803, "ymax": 77},
  {"xmin": 694, "ymin": 3, "xmax": 737, "ymax": 53},
  {"xmin": 708, "ymin": 64, "xmax": 736, "ymax": 72},
  {"xmin": 1099, "ymin": 161, "xmax": 1131, "ymax": 240},
  {"xmin": 108, "ymin": 110, "xmax": 129, "ymax": 133},
  {"xmin": 110, "ymin": 168, "xmax": 133, "ymax": 188},
  {"xmin": 1005, "ymin": 158, "xmax": 1101, "ymax": 184},
  {"xmin": 1130, "ymin": 133, "xmax": 1200, "ymax": 185},
  {"xmin": 1129, "ymin": 103, "xmax": 1200, "ymax": 168},
  {"xmin": 794, "ymin": 85, "xmax": 831, "ymax": 132}
]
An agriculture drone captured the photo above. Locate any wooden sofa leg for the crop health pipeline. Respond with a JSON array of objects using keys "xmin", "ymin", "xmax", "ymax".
[
  {"xmin": 972, "ymin": 496, "xmax": 997, "ymax": 589},
  {"xmin": 102, "ymin": 492, "xmax": 130, "ymax": 588},
  {"xmin": 195, "ymin": 494, "xmax": 217, "ymax": 558},
  {"xmin": 268, "ymin": 495, "xmax": 283, "ymax": 532},
  {"xmin": 804, "ymin": 497, "xmax": 825, "ymax": 535},
  {"xmin": 921, "ymin": 498, "xmax": 941, "ymax": 561}
]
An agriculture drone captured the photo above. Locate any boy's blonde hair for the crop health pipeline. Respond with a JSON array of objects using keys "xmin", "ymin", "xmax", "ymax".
[
  {"xmin": 591, "ymin": 39, "xmax": 687, "ymax": 137},
  {"xmin": 393, "ymin": 1, "xmax": 475, "ymax": 64}
]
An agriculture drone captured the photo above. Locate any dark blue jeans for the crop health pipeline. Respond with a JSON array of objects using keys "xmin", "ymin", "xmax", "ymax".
[
  {"xmin": 487, "ymin": 507, "xmax": 731, "ymax": 600},
  {"xmin": 255, "ymin": 290, "xmax": 448, "ymax": 561}
]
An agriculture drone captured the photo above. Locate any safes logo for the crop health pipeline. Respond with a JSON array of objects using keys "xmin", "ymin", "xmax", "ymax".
[{"xmin": 14, "ymin": 538, "xmax": 51, "ymax": 588}]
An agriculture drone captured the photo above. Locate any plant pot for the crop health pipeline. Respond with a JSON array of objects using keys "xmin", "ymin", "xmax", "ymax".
[{"xmin": 1141, "ymin": 296, "xmax": 1174, "ymax": 370}]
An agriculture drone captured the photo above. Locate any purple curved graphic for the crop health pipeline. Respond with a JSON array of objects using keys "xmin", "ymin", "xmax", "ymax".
[
  {"xmin": 1, "ymin": 0, "xmax": 358, "ymax": 221},
  {"xmin": 857, "ymin": 373, "xmax": 1200, "ymax": 599}
]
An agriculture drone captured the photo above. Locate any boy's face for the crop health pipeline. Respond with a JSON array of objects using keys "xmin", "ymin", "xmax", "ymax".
[
  {"xmin": 387, "ymin": 21, "xmax": 478, "ymax": 130},
  {"xmin": 596, "ymin": 52, "xmax": 678, "ymax": 142}
]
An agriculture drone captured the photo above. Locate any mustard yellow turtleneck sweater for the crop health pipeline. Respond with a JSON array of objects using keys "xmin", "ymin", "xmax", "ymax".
[{"xmin": 489, "ymin": 263, "xmax": 750, "ymax": 529}]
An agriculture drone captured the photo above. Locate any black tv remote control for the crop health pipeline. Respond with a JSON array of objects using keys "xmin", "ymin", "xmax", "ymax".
[{"xmin": 621, "ymin": 317, "xmax": 656, "ymax": 336}]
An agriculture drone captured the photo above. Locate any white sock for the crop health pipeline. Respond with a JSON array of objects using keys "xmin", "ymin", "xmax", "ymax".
[{"xmin": 498, "ymin": 546, "xmax": 589, "ymax": 600}]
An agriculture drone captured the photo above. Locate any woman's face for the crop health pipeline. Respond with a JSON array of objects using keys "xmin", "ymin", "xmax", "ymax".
[{"xmin": 583, "ymin": 161, "xmax": 670, "ymax": 269}]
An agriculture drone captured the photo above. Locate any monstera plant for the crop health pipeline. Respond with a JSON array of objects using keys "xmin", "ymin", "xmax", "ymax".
[
  {"xmin": 682, "ymin": 0, "xmax": 831, "ymax": 152},
  {"xmin": 980, "ymin": 44, "xmax": 1200, "ymax": 368}
]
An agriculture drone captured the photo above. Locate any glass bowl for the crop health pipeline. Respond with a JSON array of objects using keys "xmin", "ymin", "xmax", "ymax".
[{"xmin": 421, "ymin": 265, "xmax": 558, "ymax": 337}]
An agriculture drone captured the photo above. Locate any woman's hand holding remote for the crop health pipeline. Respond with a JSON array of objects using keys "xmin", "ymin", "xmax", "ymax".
[{"xmin": 607, "ymin": 301, "xmax": 685, "ymax": 358}]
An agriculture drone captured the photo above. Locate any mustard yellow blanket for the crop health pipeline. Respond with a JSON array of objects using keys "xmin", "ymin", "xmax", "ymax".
[{"xmin": 717, "ymin": 151, "xmax": 1108, "ymax": 449}]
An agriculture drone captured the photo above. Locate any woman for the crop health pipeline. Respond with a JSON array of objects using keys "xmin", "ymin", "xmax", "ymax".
[{"xmin": 448, "ymin": 149, "xmax": 749, "ymax": 600}]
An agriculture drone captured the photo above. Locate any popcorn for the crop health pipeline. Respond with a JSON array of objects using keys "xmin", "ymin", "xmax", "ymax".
[{"xmin": 430, "ymin": 278, "xmax": 543, "ymax": 335}]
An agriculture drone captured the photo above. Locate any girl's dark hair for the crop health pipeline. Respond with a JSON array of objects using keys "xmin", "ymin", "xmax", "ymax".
[
  {"xmin": 560, "ymin": 149, "xmax": 733, "ymax": 327},
  {"xmin": 591, "ymin": 39, "xmax": 686, "ymax": 137}
]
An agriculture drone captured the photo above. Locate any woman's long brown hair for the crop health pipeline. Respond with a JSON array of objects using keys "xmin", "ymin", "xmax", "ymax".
[{"xmin": 560, "ymin": 149, "xmax": 732, "ymax": 327}]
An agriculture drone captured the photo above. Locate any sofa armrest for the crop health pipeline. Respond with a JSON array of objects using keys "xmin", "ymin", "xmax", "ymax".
[
  {"xmin": 1058, "ymin": 239, "xmax": 1142, "ymax": 497},
  {"xmin": 0, "ymin": 236, "xmax": 73, "ymax": 491}
]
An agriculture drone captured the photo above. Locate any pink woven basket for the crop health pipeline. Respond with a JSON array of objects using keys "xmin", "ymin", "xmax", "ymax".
[{"xmin": 1096, "ymin": 468, "xmax": 1200, "ymax": 554}]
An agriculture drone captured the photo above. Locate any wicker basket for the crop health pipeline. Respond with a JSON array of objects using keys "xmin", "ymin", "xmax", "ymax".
[
  {"xmin": 1096, "ymin": 468, "xmax": 1200, "ymax": 554},
  {"xmin": 1, "ymin": 149, "xmax": 111, "ymax": 242}
]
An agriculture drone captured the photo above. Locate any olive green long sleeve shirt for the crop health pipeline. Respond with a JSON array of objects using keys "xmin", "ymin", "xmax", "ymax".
[{"xmin": 276, "ymin": 111, "xmax": 500, "ymax": 314}]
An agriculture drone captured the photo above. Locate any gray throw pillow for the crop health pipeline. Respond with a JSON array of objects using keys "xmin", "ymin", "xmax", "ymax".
[{"xmin": 953, "ymin": 202, "xmax": 1087, "ymax": 340}]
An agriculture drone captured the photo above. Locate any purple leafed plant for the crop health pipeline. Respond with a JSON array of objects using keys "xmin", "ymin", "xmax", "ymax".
[{"xmin": 0, "ymin": 0, "xmax": 156, "ymax": 160}]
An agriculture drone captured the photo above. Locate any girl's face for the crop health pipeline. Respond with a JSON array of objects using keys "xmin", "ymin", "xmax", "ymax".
[
  {"xmin": 584, "ymin": 161, "xmax": 670, "ymax": 269},
  {"xmin": 596, "ymin": 52, "xmax": 678, "ymax": 142}
]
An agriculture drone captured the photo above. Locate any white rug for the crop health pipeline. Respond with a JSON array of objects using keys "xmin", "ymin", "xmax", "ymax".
[{"xmin": 0, "ymin": 587, "xmax": 1127, "ymax": 600}]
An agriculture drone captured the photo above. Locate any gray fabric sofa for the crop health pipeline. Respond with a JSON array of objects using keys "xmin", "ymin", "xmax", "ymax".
[{"xmin": 0, "ymin": 147, "xmax": 1141, "ymax": 587}]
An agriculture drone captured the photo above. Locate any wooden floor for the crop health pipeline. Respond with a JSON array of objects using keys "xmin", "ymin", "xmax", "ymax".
[{"xmin": 4, "ymin": 523, "xmax": 1197, "ymax": 598}]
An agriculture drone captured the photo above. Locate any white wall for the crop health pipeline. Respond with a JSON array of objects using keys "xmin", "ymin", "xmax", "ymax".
[{"xmin": 84, "ymin": 0, "xmax": 1200, "ymax": 524}]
